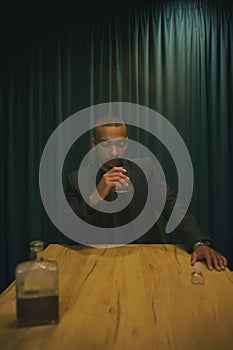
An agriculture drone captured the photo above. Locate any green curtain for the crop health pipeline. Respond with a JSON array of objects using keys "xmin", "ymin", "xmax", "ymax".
[{"xmin": 1, "ymin": 0, "xmax": 232, "ymax": 292}]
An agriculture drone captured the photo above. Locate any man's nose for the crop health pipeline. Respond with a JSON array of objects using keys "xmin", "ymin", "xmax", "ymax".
[{"xmin": 110, "ymin": 144, "xmax": 119, "ymax": 156}]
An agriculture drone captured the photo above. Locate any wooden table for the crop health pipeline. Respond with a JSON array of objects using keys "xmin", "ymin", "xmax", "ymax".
[{"xmin": 1, "ymin": 244, "xmax": 233, "ymax": 350}]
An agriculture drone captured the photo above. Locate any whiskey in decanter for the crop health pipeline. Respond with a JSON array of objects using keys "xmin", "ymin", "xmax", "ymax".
[{"xmin": 15, "ymin": 240, "xmax": 59, "ymax": 326}]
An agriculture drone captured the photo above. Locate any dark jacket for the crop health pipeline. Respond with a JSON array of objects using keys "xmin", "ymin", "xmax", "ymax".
[{"xmin": 61, "ymin": 157, "xmax": 212, "ymax": 252}]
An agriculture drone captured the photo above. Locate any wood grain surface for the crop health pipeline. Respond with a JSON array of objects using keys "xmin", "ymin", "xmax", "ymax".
[{"xmin": 0, "ymin": 244, "xmax": 233, "ymax": 350}]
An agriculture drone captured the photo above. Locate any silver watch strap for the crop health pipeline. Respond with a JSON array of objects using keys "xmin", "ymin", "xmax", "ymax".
[{"xmin": 193, "ymin": 240, "xmax": 211, "ymax": 251}]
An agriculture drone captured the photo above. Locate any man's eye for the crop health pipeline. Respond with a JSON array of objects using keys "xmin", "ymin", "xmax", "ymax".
[
  {"xmin": 100, "ymin": 140, "xmax": 127, "ymax": 148},
  {"xmin": 101, "ymin": 141, "xmax": 110, "ymax": 147},
  {"xmin": 117, "ymin": 140, "xmax": 127, "ymax": 147}
]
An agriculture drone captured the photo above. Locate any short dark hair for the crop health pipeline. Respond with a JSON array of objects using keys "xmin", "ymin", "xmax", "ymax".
[{"xmin": 94, "ymin": 115, "xmax": 127, "ymax": 139}]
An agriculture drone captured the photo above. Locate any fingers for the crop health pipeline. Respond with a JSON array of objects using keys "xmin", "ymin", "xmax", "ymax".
[
  {"xmin": 205, "ymin": 251, "xmax": 214, "ymax": 271},
  {"xmin": 97, "ymin": 167, "xmax": 130, "ymax": 198},
  {"xmin": 191, "ymin": 246, "xmax": 228, "ymax": 272},
  {"xmin": 104, "ymin": 167, "xmax": 130, "ymax": 186},
  {"xmin": 108, "ymin": 167, "xmax": 128, "ymax": 178},
  {"xmin": 208, "ymin": 251, "xmax": 227, "ymax": 271},
  {"xmin": 191, "ymin": 252, "xmax": 198, "ymax": 266},
  {"xmin": 109, "ymin": 166, "xmax": 127, "ymax": 173},
  {"xmin": 114, "ymin": 178, "xmax": 130, "ymax": 191}
]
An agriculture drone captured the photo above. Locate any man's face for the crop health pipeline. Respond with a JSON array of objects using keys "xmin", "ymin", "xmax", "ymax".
[{"xmin": 91, "ymin": 125, "xmax": 128, "ymax": 169}]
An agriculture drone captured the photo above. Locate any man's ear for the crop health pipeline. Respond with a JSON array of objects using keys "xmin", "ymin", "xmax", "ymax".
[{"xmin": 90, "ymin": 138, "xmax": 96, "ymax": 148}]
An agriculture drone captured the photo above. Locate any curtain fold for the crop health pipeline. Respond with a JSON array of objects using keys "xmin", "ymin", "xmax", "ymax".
[{"xmin": 0, "ymin": 0, "xmax": 232, "ymax": 291}]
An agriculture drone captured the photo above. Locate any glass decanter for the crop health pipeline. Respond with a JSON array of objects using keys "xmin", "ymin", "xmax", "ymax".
[{"xmin": 15, "ymin": 240, "xmax": 59, "ymax": 327}]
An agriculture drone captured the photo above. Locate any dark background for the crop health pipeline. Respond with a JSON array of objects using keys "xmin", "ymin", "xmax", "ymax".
[{"xmin": 1, "ymin": 0, "xmax": 232, "ymax": 292}]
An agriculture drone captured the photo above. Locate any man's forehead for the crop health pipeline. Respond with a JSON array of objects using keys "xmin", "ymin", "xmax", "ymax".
[
  {"xmin": 99, "ymin": 137, "xmax": 127, "ymax": 141},
  {"xmin": 95, "ymin": 125, "xmax": 127, "ymax": 139}
]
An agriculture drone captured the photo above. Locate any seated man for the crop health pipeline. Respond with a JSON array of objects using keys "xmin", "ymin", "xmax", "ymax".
[{"xmin": 61, "ymin": 116, "xmax": 227, "ymax": 271}]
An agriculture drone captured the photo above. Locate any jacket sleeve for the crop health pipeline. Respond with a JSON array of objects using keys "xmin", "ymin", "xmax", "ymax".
[
  {"xmin": 65, "ymin": 170, "xmax": 109, "ymax": 223},
  {"xmin": 60, "ymin": 171, "xmax": 103, "ymax": 245},
  {"xmin": 148, "ymin": 158, "xmax": 213, "ymax": 252},
  {"xmin": 66, "ymin": 172, "xmax": 97, "ymax": 218}
]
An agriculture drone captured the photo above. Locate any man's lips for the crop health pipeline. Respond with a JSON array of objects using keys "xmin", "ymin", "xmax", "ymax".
[{"xmin": 106, "ymin": 159, "xmax": 122, "ymax": 167}]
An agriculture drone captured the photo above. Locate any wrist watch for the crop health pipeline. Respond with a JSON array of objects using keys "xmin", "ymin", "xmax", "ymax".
[{"xmin": 193, "ymin": 240, "xmax": 212, "ymax": 251}]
